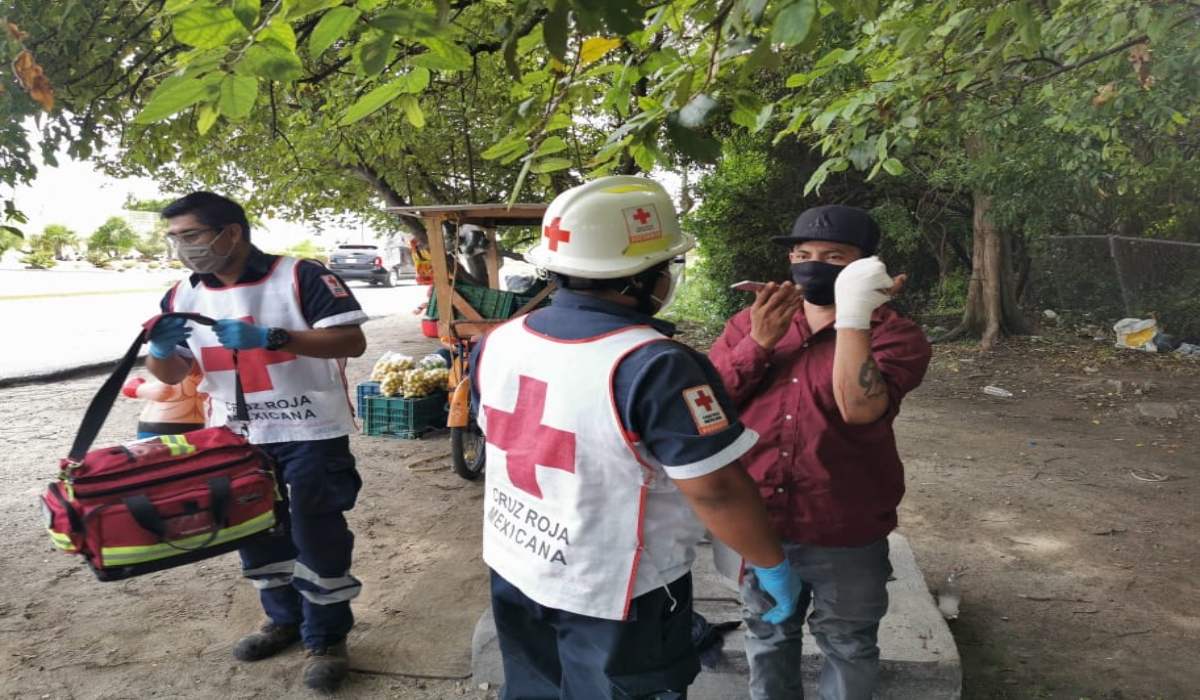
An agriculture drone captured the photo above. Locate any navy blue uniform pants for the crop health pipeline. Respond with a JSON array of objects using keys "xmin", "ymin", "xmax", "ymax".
[
  {"xmin": 491, "ymin": 569, "xmax": 700, "ymax": 700},
  {"xmin": 239, "ymin": 436, "xmax": 363, "ymax": 648}
]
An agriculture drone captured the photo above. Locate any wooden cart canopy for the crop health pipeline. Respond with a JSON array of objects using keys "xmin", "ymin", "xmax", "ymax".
[{"xmin": 386, "ymin": 203, "xmax": 548, "ymax": 228}]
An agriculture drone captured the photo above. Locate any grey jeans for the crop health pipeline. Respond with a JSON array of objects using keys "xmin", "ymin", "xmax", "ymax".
[{"xmin": 740, "ymin": 538, "xmax": 892, "ymax": 700}]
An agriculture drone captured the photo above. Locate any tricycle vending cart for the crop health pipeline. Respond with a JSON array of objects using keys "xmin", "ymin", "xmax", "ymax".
[{"xmin": 386, "ymin": 204, "xmax": 552, "ymax": 481}]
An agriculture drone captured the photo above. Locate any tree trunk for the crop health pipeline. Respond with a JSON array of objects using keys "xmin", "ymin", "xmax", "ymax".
[{"xmin": 944, "ymin": 192, "xmax": 1034, "ymax": 348}]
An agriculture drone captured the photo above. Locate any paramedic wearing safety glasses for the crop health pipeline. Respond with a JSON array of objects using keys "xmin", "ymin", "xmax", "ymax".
[
  {"xmin": 469, "ymin": 175, "xmax": 803, "ymax": 699},
  {"xmin": 144, "ymin": 192, "xmax": 367, "ymax": 692}
]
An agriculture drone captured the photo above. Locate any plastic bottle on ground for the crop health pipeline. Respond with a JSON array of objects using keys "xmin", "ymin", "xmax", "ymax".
[
  {"xmin": 983, "ymin": 385, "xmax": 1013, "ymax": 398},
  {"xmin": 937, "ymin": 568, "xmax": 962, "ymax": 620}
]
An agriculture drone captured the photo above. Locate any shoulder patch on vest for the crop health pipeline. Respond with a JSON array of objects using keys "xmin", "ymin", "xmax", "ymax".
[
  {"xmin": 682, "ymin": 384, "xmax": 730, "ymax": 435},
  {"xmin": 321, "ymin": 274, "xmax": 349, "ymax": 298}
]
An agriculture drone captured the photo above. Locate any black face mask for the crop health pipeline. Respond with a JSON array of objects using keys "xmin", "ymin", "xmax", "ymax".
[{"xmin": 790, "ymin": 261, "xmax": 845, "ymax": 306}]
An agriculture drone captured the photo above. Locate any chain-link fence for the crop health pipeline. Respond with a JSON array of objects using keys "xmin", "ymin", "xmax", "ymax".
[{"xmin": 1027, "ymin": 236, "xmax": 1200, "ymax": 341}]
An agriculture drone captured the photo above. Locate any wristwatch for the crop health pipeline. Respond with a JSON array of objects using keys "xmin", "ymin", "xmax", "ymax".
[{"xmin": 265, "ymin": 327, "xmax": 292, "ymax": 351}]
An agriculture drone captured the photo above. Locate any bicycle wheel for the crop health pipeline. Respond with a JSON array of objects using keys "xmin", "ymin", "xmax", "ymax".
[{"xmin": 450, "ymin": 418, "xmax": 486, "ymax": 480}]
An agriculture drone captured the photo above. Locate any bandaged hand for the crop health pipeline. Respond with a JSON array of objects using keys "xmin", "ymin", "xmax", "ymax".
[{"xmin": 834, "ymin": 256, "xmax": 894, "ymax": 330}]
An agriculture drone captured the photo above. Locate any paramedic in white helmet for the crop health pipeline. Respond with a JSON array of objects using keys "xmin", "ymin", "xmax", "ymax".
[{"xmin": 469, "ymin": 175, "xmax": 802, "ymax": 699}]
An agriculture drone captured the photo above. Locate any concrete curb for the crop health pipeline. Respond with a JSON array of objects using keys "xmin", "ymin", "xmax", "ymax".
[{"xmin": 0, "ymin": 358, "xmax": 129, "ymax": 389}]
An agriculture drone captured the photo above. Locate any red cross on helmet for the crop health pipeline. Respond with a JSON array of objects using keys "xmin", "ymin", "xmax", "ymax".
[{"xmin": 525, "ymin": 175, "xmax": 695, "ymax": 279}]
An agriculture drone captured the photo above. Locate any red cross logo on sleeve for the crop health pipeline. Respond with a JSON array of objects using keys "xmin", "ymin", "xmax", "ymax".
[
  {"xmin": 543, "ymin": 217, "xmax": 571, "ymax": 251},
  {"xmin": 692, "ymin": 389, "xmax": 714, "ymax": 412},
  {"xmin": 484, "ymin": 375, "xmax": 576, "ymax": 499},
  {"xmin": 199, "ymin": 317, "xmax": 297, "ymax": 393}
]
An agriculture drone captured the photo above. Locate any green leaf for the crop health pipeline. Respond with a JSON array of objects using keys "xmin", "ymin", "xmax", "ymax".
[
  {"xmin": 243, "ymin": 42, "xmax": 304, "ymax": 81},
  {"xmin": 771, "ymin": 0, "xmax": 818, "ymax": 47},
  {"xmin": 310, "ymin": 7, "xmax": 361, "ymax": 58},
  {"xmin": 508, "ymin": 156, "xmax": 534, "ymax": 207},
  {"xmin": 398, "ymin": 94, "xmax": 425, "ymax": 128},
  {"xmin": 196, "ymin": 103, "xmax": 219, "ymax": 134},
  {"xmin": 174, "ymin": 5, "xmax": 251, "ymax": 49},
  {"xmin": 341, "ymin": 82, "xmax": 406, "ymax": 125},
  {"xmin": 531, "ymin": 157, "xmax": 573, "ymax": 174},
  {"xmin": 339, "ymin": 69, "xmax": 429, "ymax": 125},
  {"xmin": 534, "ymin": 136, "xmax": 569, "ymax": 156},
  {"xmin": 544, "ymin": 0, "xmax": 570, "ymax": 62},
  {"xmin": 259, "ymin": 16, "xmax": 298, "ymax": 51},
  {"xmin": 355, "ymin": 32, "xmax": 393, "ymax": 77},
  {"xmin": 284, "ymin": 0, "xmax": 344, "ymax": 21},
  {"xmin": 731, "ymin": 92, "xmax": 763, "ymax": 129},
  {"xmin": 502, "ymin": 32, "xmax": 520, "ymax": 81},
  {"xmin": 881, "ymin": 157, "xmax": 904, "ymax": 176},
  {"xmin": 401, "ymin": 67, "xmax": 432, "ymax": 93},
  {"xmin": 233, "ymin": 0, "xmax": 261, "ymax": 29},
  {"xmin": 370, "ymin": 8, "xmax": 440, "ymax": 37},
  {"xmin": 416, "ymin": 35, "xmax": 473, "ymax": 71},
  {"xmin": 741, "ymin": 37, "xmax": 779, "ymax": 75},
  {"xmin": 135, "ymin": 76, "xmax": 216, "ymax": 123},
  {"xmin": 747, "ymin": 0, "xmax": 770, "ymax": 24},
  {"xmin": 580, "ymin": 0, "xmax": 645, "ymax": 36},
  {"xmin": 218, "ymin": 74, "xmax": 258, "ymax": 119},
  {"xmin": 665, "ymin": 117, "xmax": 721, "ymax": 163},
  {"xmin": 481, "ymin": 137, "xmax": 528, "ymax": 162},
  {"xmin": 804, "ymin": 158, "xmax": 838, "ymax": 196}
]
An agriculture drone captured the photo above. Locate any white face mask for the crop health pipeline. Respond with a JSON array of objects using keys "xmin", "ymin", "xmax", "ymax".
[
  {"xmin": 172, "ymin": 229, "xmax": 231, "ymax": 273},
  {"xmin": 649, "ymin": 260, "xmax": 684, "ymax": 313}
]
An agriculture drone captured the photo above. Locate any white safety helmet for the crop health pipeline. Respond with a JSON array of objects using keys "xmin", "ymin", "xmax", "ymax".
[{"xmin": 525, "ymin": 175, "xmax": 695, "ymax": 279}]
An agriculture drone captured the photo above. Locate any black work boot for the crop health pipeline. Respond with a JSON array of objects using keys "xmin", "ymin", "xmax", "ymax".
[
  {"xmin": 232, "ymin": 622, "xmax": 302, "ymax": 661},
  {"xmin": 302, "ymin": 641, "xmax": 350, "ymax": 691}
]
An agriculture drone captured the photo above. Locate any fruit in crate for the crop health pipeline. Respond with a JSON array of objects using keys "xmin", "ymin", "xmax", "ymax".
[
  {"xmin": 400, "ymin": 368, "xmax": 449, "ymax": 398},
  {"xmin": 377, "ymin": 368, "xmax": 449, "ymax": 398},
  {"xmin": 370, "ymin": 352, "xmax": 415, "ymax": 381},
  {"xmin": 419, "ymin": 353, "xmax": 449, "ymax": 370},
  {"xmin": 379, "ymin": 371, "xmax": 405, "ymax": 397}
]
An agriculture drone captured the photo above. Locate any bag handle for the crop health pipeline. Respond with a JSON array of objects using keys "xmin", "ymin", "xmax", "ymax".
[
  {"xmin": 66, "ymin": 313, "xmax": 251, "ymax": 464},
  {"xmin": 121, "ymin": 475, "xmax": 233, "ymax": 551}
]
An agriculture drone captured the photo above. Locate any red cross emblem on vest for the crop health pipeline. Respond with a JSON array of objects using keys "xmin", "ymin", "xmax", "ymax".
[
  {"xmin": 484, "ymin": 375, "xmax": 576, "ymax": 499},
  {"xmin": 199, "ymin": 317, "xmax": 297, "ymax": 393},
  {"xmin": 543, "ymin": 217, "xmax": 571, "ymax": 252}
]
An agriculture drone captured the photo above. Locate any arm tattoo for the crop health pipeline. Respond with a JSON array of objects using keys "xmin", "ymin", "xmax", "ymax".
[{"xmin": 857, "ymin": 354, "xmax": 887, "ymax": 399}]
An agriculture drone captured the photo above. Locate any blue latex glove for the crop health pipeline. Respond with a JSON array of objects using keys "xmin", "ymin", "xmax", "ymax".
[
  {"xmin": 750, "ymin": 559, "xmax": 803, "ymax": 625},
  {"xmin": 147, "ymin": 317, "xmax": 192, "ymax": 359},
  {"xmin": 213, "ymin": 319, "xmax": 269, "ymax": 351}
]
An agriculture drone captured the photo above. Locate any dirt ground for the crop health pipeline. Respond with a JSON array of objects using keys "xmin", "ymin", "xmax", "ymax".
[{"xmin": 1, "ymin": 313, "xmax": 1197, "ymax": 700}]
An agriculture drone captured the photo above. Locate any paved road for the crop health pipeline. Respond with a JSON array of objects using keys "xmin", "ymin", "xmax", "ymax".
[{"xmin": 0, "ymin": 268, "xmax": 429, "ymax": 384}]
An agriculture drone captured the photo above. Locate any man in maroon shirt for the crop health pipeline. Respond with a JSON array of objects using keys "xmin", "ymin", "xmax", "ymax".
[{"xmin": 708, "ymin": 204, "xmax": 931, "ymax": 700}]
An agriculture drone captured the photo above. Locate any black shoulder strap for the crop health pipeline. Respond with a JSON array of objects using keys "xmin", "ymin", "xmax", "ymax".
[{"xmin": 66, "ymin": 313, "xmax": 249, "ymax": 463}]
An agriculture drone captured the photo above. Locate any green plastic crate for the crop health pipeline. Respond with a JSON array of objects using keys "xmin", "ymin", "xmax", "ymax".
[
  {"xmin": 356, "ymin": 381, "xmax": 381, "ymax": 417},
  {"xmin": 427, "ymin": 281, "xmax": 551, "ymax": 321},
  {"xmin": 362, "ymin": 393, "xmax": 448, "ymax": 440}
]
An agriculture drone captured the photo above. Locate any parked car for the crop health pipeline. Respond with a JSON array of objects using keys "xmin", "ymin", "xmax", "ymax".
[{"xmin": 326, "ymin": 242, "xmax": 415, "ymax": 287}]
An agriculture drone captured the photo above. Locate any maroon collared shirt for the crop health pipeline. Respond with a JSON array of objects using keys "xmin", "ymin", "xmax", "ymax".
[{"xmin": 708, "ymin": 305, "xmax": 931, "ymax": 546}]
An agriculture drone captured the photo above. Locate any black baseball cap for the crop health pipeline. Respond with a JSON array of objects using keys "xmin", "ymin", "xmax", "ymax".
[{"xmin": 771, "ymin": 204, "xmax": 880, "ymax": 256}]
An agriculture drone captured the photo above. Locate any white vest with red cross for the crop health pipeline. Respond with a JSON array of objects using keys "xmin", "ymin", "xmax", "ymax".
[
  {"xmin": 477, "ymin": 317, "xmax": 705, "ymax": 620},
  {"xmin": 169, "ymin": 257, "xmax": 354, "ymax": 443}
]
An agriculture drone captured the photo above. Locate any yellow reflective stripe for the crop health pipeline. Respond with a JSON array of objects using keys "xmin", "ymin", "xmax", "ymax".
[
  {"xmin": 157, "ymin": 435, "xmax": 197, "ymax": 456},
  {"xmin": 46, "ymin": 528, "xmax": 77, "ymax": 551},
  {"xmin": 97, "ymin": 511, "xmax": 275, "ymax": 566},
  {"xmin": 623, "ymin": 237, "xmax": 671, "ymax": 257}
]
